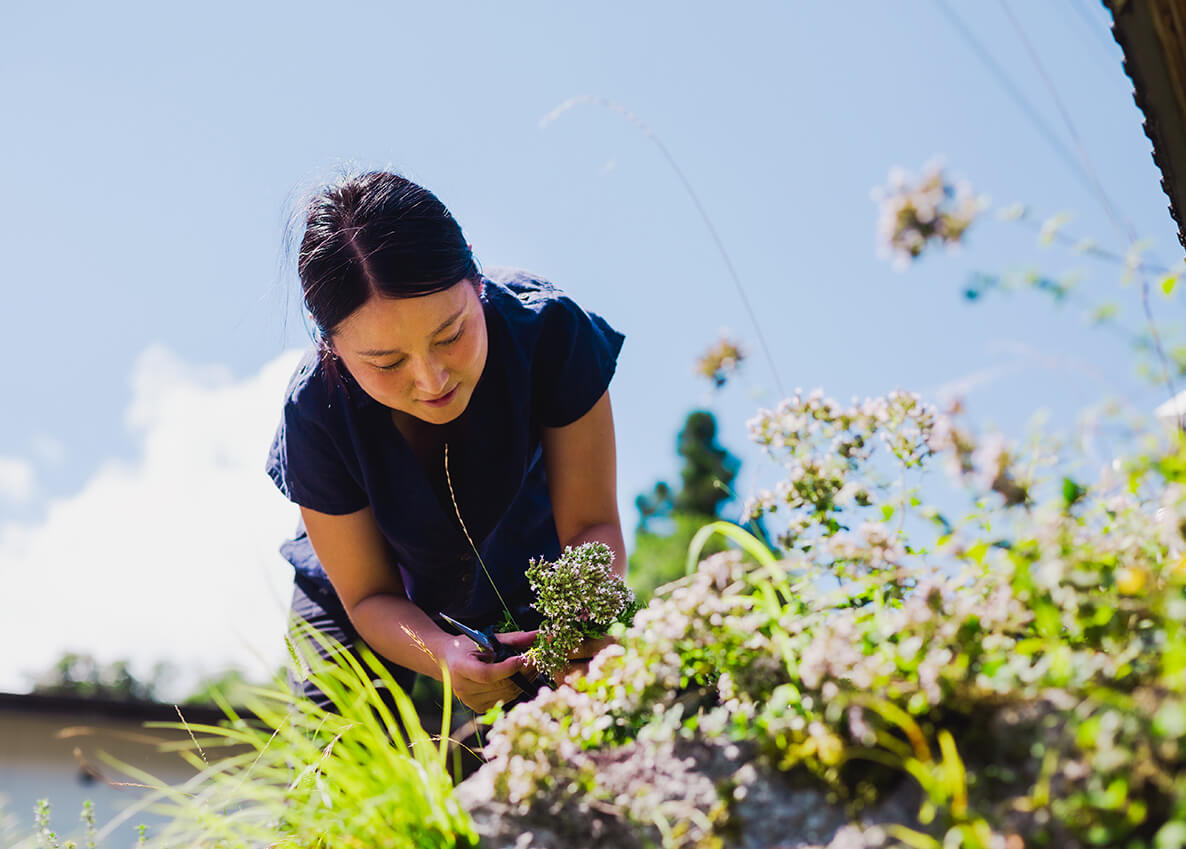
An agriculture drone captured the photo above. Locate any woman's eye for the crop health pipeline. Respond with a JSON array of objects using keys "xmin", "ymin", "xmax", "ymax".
[
  {"xmin": 376, "ymin": 359, "xmax": 406, "ymax": 371},
  {"xmin": 438, "ymin": 326, "xmax": 465, "ymax": 346}
]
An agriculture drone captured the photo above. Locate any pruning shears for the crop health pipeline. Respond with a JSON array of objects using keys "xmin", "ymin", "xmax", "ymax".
[{"xmin": 437, "ymin": 612, "xmax": 548, "ymax": 699}]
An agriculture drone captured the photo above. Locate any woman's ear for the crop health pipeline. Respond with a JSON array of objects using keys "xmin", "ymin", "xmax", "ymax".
[{"xmin": 315, "ymin": 326, "xmax": 339, "ymax": 359}]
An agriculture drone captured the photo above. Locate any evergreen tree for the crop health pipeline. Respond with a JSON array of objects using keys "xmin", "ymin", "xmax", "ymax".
[{"xmin": 629, "ymin": 410, "xmax": 742, "ymax": 600}]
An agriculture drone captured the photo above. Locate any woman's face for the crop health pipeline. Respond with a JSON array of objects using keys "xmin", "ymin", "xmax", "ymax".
[{"xmin": 330, "ymin": 280, "xmax": 488, "ymax": 424}]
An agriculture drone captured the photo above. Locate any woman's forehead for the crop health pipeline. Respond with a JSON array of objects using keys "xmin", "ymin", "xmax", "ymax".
[{"xmin": 336, "ymin": 284, "xmax": 474, "ymax": 355}]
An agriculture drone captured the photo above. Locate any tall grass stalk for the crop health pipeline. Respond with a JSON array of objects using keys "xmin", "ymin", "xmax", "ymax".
[
  {"xmin": 95, "ymin": 622, "xmax": 475, "ymax": 849},
  {"xmin": 444, "ymin": 443, "xmax": 518, "ymax": 631},
  {"xmin": 541, "ymin": 95, "xmax": 786, "ymax": 398}
]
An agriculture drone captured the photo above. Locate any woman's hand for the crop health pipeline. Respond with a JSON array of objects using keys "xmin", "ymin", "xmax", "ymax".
[
  {"xmin": 441, "ymin": 629, "xmax": 538, "ymax": 712},
  {"xmin": 557, "ymin": 634, "xmax": 617, "ymax": 685}
]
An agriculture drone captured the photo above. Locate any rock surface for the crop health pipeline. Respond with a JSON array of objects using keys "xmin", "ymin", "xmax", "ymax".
[{"xmin": 456, "ymin": 736, "xmax": 918, "ymax": 849}]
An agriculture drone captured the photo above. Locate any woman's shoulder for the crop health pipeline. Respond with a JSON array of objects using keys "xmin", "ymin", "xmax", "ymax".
[
  {"xmin": 482, "ymin": 265, "xmax": 621, "ymax": 341},
  {"xmin": 278, "ymin": 346, "xmax": 362, "ymax": 424},
  {"xmin": 482, "ymin": 266, "xmax": 625, "ymax": 426},
  {"xmin": 482, "ymin": 266, "xmax": 566, "ymax": 312},
  {"xmin": 482, "ymin": 266, "xmax": 608, "ymax": 335},
  {"xmin": 280, "ymin": 347, "xmax": 326, "ymax": 408}
]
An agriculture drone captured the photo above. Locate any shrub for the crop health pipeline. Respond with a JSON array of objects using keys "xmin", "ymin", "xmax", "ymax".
[{"xmin": 482, "ymin": 386, "xmax": 1186, "ymax": 848}]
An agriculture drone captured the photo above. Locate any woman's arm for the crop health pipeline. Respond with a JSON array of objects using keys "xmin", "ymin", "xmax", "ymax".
[
  {"xmin": 541, "ymin": 389, "xmax": 628, "ymax": 678},
  {"xmin": 299, "ymin": 504, "xmax": 533, "ymax": 711},
  {"xmin": 541, "ymin": 389, "xmax": 626, "ymax": 570}
]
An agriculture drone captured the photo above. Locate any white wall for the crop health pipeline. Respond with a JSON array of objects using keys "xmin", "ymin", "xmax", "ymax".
[{"xmin": 0, "ymin": 707, "xmax": 211, "ymax": 847}]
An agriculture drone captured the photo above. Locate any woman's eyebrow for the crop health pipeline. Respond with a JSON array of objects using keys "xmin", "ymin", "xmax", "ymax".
[{"xmin": 356, "ymin": 307, "xmax": 466, "ymax": 357}]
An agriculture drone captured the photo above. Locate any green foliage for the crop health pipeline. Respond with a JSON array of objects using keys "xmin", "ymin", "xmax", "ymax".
[
  {"xmin": 30, "ymin": 653, "xmax": 173, "ymax": 703},
  {"xmin": 629, "ymin": 510, "xmax": 729, "ymax": 601},
  {"xmin": 183, "ymin": 667, "xmax": 281, "ymax": 708},
  {"xmin": 675, "ymin": 411, "xmax": 740, "ymax": 517},
  {"xmin": 631, "ymin": 409, "xmax": 745, "ymax": 602},
  {"xmin": 635, "ymin": 410, "xmax": 739, "ymax": 530}
]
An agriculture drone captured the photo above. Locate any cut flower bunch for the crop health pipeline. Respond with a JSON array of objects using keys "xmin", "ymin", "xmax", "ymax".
[{"xmin": 525, "ymin": 542, "xmax": 640, "ymax": 681}]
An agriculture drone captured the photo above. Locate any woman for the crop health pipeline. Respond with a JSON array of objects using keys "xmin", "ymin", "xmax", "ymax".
[{"xmin": 266, "ymin": 171, "xmax": 626, "ymax": 713}]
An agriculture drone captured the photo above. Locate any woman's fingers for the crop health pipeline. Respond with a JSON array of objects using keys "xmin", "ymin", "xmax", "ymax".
[
  {"xmin": 453, "ymin": 651, "xmax": 527, "ymax": 684},
  {"xmin": 450, "ymin": 657, "xmax": 526, "ymax": 711},
  {"xmin": 493, "ymin": 629, "xmax": 539, "ymax": 649},
  {"xmin": 456, "ymin": 683, "xmax": 520, "ymax": 712},
  {"xmin": 441, "ymin": 636, "xmax": 531, "ymax": 710}
]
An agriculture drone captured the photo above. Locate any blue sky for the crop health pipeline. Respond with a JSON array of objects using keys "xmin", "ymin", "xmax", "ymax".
[{"xmin": 0, "ymin": 1, "xmax": 1179, "ymax": 693}]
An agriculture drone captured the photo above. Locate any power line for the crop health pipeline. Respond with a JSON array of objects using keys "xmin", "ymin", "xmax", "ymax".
[
  {"xmin": 1069, "ymin": 0, "xmax": 1123, "ymax": 60},
  {"xmin": 998, "ymin": 0, "xmax": 1178, "ymax": 410},
  {"xmin": 931, "ymin": 0, "xmax": 1097, "ymax": 199},
  {"xmin": 999, "ymin": 0, "xmax": 1132, "ymax": 242}
]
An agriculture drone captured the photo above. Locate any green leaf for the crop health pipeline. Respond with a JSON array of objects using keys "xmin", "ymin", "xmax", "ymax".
[
  {"xmin": 686, "ymin": 520, "xmax": 775, "ymax": 574},
  {"xmin": 1038, "ymin": 212, "xmax": 1070, "ymax": 246},
  {"xmin": 996, "ymin": 202, "xmax": 1027, "ymax": 222},
  {"xmin": 881, "ymin": 504, "xmax": 895, "ymax": 522},
  {"xmin": 1162, "ymin": 274, "xmax": 1180, "ymax": 297},
  {"xmin": 1091, "ymin": 303, "xmax": 1119, "ymax": 324},
  {"xmin": 1103, "ymin": 776, "xmax": 1127, "ymax": 810},
  {"xmin": 1062, "ymin": 477, "xmax": 1086, "ymax": 508}
]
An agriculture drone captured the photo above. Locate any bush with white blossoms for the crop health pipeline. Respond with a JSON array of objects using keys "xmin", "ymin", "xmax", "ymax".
[
  {"xmin": 526, "ymin": 542, "xmax": 640, "ymax": 681},
  {"xmin": 480, "ymin": 383, "xmax": 1186, "ymax": 849}
]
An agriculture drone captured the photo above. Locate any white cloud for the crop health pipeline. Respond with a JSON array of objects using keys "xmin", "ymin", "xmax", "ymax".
[
  {"xmin": 0, "ymin": 345, "xmax": 305, "ymax": 698},
  {"xmin": 0, "ymin": 457, "xmax": 35, "ymax": 503}
]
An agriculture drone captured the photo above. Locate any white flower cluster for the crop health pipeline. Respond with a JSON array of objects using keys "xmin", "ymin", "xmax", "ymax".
[
  {"xmin": 570, "ymin": 550, "xmax": 783, "ymax": 728},
  {"xmin": 872, "ymin": 161, "xmax": 987, "ymax": 270},
  {"xmin": 929, "ymin": 413, "xmax": 1030, "ymax": 507},
  {"xmin": 483, "ymin": 682, "xmax": 604, "ymax": 809},
  {"xmin": 745, "ymin": 389, "xmax": 937, "ymax": 554},
  {"xmin": 818, "ymin": 521, "xmax": 908, "ymax": 573},
  {"xmin": 792, "ymin": 568, "xmax": 1031, "ymax": 709}
]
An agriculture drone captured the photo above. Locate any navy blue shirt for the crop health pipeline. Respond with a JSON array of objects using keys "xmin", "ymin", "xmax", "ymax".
[{"xmin": 266, "ymin": 268, "xmax": 625, "ymax": 629}]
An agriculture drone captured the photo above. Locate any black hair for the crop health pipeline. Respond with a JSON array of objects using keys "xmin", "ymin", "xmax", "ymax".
[{"xmin": 296, "ymin": 171, "xmax": 478, "ymax": 373}]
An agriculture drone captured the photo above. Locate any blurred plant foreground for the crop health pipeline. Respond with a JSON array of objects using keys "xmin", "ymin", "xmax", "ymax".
[{"xmin": 14, "ymin": 152, "xmax": 1186, "ymax": 848}]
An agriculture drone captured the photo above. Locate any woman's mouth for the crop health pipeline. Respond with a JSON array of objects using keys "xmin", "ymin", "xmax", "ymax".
[{"xmin": 421, "ymin": 386, "xmax": 459, "ymax": 408}]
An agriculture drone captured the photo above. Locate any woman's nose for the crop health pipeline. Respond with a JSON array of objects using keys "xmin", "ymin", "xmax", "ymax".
[{"xmin": 412, "ymin": 356, "xmax": 449, "ymax": 394}]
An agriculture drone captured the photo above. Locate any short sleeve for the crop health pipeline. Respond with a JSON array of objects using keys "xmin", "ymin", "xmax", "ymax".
[
  {"xmin": 266, "ymin": 397, "xmax": 369, "ymax": 516},
  {"xmin": 533, "ymin": 295, "xmax": 626, "ymax": 427}
]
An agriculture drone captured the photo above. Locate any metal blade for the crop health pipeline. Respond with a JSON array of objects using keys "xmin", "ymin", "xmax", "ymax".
[{"xmin": 437, "ymin": 612, "xmax": 497, "ymax": 654}]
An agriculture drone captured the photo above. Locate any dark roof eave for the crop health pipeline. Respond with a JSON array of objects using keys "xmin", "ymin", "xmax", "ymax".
[
  {"xmin": 1107, "ymin": 0, "xmax": 1186, "ymax": 252},
  {"xmin": 0, "ymin": 691, "xmax": 231, "ymax": 725}
]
